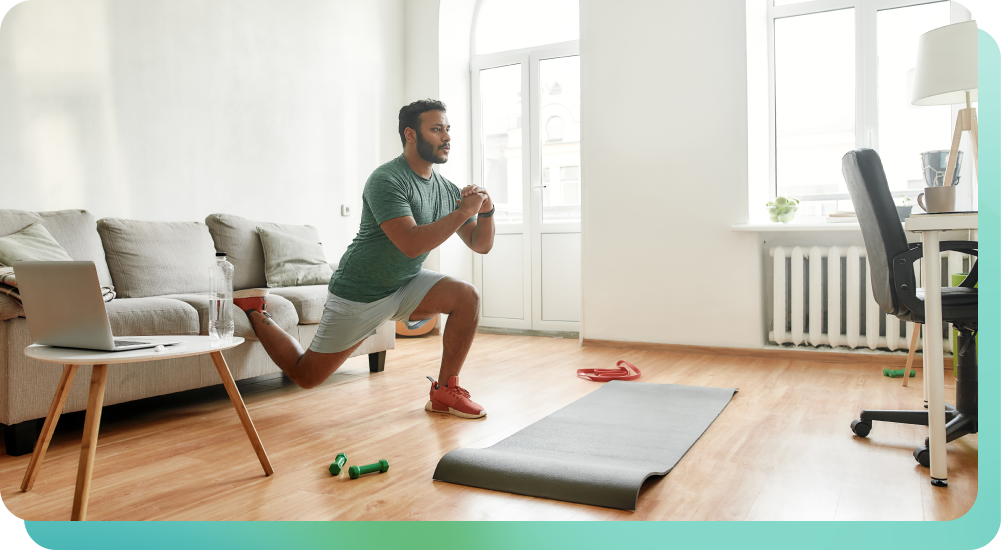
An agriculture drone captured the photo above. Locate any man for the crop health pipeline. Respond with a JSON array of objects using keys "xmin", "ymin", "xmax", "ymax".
[{"xmin": 235, "ymin": 99, "xmax": 495, "ymax": 419}]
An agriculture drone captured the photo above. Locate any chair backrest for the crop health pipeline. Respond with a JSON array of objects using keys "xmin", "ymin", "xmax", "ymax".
[{"xmin": 841, "ymin": 149, "xmax": 911, "ymax": 316}]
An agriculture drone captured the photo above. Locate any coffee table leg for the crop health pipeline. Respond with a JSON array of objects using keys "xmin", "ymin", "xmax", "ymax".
[
  {"xmin": 21, "ymin": 365, "xmax": 79, "ymax": 492},
  {"xmin": 71, "ymin": 364, "xmax": 108, "ymax": 521},
  {"xmin": 210, "ymin": 351, "xmax": 274, "ymax": 476}
]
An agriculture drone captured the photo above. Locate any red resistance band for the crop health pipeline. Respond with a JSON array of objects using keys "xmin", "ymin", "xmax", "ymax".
[{"xmin": 576, "ymin": 360, "xmax": 641, "ymax": 382}]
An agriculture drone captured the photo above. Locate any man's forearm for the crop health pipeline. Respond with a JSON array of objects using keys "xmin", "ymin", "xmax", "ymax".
[
  {"xmin": 469, "ymin": 216, "xmax": 495, "ymax": 254},
  {"xmin": 399, "ymin": 209, "xmax": 475, "ymax": 258}
]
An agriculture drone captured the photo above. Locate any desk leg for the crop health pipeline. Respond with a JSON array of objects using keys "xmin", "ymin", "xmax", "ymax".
[
  {"xmin": 902, "ymin": 328, "xmax": 919, "ymax": 387},
  {"xmin": 71, "ymin": 364, "xmax": 108, "ymax": 521},
  {"xmin": 210, "ymin": 351, "xmax": 274, "ymax": 476},
  {"xmin": 21, "ymin": 365, "xmax": 78, "ymax": 492},
  {"xmin": 922, "ymin": 232, "xmax": 948, "ymax": 487}
]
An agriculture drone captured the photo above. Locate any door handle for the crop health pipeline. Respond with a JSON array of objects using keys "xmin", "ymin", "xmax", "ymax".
[{"xmin": 531, "ymin": 185, "xmax": 547, "ymax": 189}]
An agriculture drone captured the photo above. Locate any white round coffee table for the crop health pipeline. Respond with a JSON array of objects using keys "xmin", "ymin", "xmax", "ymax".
[{"xmin": 19, "ymin": 336, "xmax": 274, "ymax": 521}]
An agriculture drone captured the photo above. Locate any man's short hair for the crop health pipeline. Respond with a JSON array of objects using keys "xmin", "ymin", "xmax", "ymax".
[{"xmin": 399, "ymin": 99, "xmax": 447, "ymax": 147}]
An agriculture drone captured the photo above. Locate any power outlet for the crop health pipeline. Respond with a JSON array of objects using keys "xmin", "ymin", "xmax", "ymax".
[{"xmin": 341, "ymin": 205, "xmax": 352, "ymax": 217}]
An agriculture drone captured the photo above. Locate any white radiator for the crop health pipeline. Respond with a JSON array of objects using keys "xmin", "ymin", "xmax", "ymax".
[{"xmin": 768, "ymin": 245, "xmax": 970, "ymax": 353}]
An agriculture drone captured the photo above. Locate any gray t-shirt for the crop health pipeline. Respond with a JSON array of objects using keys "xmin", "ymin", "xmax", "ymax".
[{"xmin": 328, "ymin": 155, "xmax": 473, "ymax": 303}]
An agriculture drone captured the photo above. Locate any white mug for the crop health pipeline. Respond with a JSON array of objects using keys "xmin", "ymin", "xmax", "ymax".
[{"xmin": 917, "ymin": 186, "xmax": 956, "ymax": 213}]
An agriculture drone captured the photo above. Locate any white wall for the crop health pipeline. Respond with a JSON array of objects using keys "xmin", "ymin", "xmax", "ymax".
[
  {"xmin": 404, "ymin": 0, "xmax": 476, "ymax": 282},
  {"xmin": 0, "ymin": 0, "xmax": 404, "ymax": 262},
  {"xmin": 579, "ymin": 0, "xmax": 762, "ymax": 347},
  {"xmin": 437, "ymin": 0, "xmax": 476, "ymax": 284},
  {"xmin": 405, "ymin": 0, "xmax": 440, "ymax": 103}
]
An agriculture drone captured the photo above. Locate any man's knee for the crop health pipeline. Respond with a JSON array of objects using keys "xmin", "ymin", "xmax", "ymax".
[
  {"xmin": 292, "ymin": 350, "xmax": 347, "ymax": 389},
  {"xmin": 457, "ymin": 281, "xmax": 479, "ymax": 313}
]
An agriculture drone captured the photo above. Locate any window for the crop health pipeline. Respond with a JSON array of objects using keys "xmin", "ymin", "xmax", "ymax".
[
  {"xmin": 479, "ymin": 63, "xmax": 524, "ymax": 223},
  {"xmin": 560, "ymin": 165, "xmax": 579, "ymax": 180},
  {"xmin": 754, "ymin": 0, "xmax": 968, "ymax": 221},
  {"xmin": 473, "ymin": 0, "xmax": 581, "ymax": 224},
  {"xmin": 546, "ymin": 116, "xmax": 565, "ymax": 141}
]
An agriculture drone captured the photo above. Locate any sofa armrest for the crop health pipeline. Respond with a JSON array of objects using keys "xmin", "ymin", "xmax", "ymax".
[{"xmin": 0, "ymin": 293, "xmax": 24, "ymax": 321}]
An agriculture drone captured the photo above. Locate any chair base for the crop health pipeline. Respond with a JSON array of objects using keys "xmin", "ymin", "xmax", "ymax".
[{"xmin": 851, "ymin": 330, "xmax": 978, "ymax": 468}]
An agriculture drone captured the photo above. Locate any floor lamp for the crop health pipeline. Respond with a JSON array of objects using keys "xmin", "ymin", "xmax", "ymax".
[{"xmin": 912, "ymin": 20, "xmax": 979, "ymax": 186}]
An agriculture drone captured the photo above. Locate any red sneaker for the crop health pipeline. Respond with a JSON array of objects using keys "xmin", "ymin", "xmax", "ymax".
[
  {"xmin": 233, "ymin": 289, "xmax": 271, "ymax": 317},
  {"xmin": 425, "ymin": 376, "xmax": 486, "ymax": 419}
]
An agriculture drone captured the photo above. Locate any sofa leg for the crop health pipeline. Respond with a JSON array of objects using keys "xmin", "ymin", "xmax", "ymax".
[
  {"xmin": 4, "ymin": 419, "xmax": 39, "ymax": 457},
  {"xmin": 368, "ymin": 351, "xmax": 386, "ymax": 373}
]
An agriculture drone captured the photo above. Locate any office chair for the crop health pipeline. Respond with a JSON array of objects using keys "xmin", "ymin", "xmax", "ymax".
[{"xmin": 841, "ymin": 148, "xmax": 978, "ymax": 467}]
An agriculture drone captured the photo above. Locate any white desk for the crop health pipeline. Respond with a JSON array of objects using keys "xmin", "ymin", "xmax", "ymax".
[
  {"xmin": 904, "ymin": 212, "xmax": 978, "ymax": 486},
  {"xmin": 18, "ymin": 336, "xmax": 274, "ymax": 520}
]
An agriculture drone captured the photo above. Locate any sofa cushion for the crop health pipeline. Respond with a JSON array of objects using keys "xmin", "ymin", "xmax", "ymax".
[
  {"xmin": 269, "ymin": 285, "xmax": 328, "ymax": 324},
  {"xmin": 258, "ymin": 227, "xmax": 333, "ymax": 288},
  {"xmin": 205, "ymin": 214, "xmax": 328, "ymax": 291},
  {"xmin": 0, "ymin": 209, "xmax": 114, "ymax": 287},
  {"xmin": 0, "ymin": 223, "xmax": 73, "ymax": 264},
  {"xmin": 105, "ymin": 297, "xmax": 200, "ymax": 336},
  {"xmin": 160, "ymin": 293, "xmax": 299, "ymax": 340},
  {"xmin": 98, "ymin": 218, "xmax": 217, "ymax": 298}
]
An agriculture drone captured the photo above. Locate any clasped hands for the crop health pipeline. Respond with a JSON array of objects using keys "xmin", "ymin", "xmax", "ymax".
[{"xmin": 456, "ymin": 185, "xmax": 493, "ymax": 215}]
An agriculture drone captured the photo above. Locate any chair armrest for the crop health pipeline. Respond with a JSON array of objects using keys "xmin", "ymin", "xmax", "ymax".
[
  {"xmin": 940, "ymin": 241, "xmax": 977, "ymax": 287},
  {"xmin": 960, "ymin": 261, "xmax": 978, "ymax": 288},
  {"xmin": 940, "ymin": 240, "xmax": 977, "ymax": 256},
  {"xmin": 892, "ymin": 241, "xmax": 978, "ymax": 314}
]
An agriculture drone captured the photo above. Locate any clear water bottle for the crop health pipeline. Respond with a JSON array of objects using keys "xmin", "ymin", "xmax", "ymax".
[{"xmin": 209, "ymin": 252, "xmax": 234, "ymax": 341}]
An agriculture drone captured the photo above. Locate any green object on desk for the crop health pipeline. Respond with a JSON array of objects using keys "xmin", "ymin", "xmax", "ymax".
[
  {"xmin": 950, "ymin": 273, "xmax": 977, "ymax": 370},
  {"xmin": 883, "ymin": 368, "xmax": 916, "ymax": 378}
]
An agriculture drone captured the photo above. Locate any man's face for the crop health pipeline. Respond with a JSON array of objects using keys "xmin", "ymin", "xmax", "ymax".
[{"xmin": 414, "ymin": 110, "xmax": 450, "ymax": 164}]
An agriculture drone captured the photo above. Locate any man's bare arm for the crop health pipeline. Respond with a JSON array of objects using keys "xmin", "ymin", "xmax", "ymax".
[
  {"xmin": 380, "ymin": 193, "xmax": 485, "ymax": 259},
  {"xmin": 457, "ymin": 215, "xmax": 494, "ymax": 254},
  {"xmin": 456, "ymin": 185, "xmax": 495, "ymax": 254}
]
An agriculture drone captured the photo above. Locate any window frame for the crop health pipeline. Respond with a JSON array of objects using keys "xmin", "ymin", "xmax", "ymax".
[{"xmin": 764, "ymin": 0, "xmax": 965, "ymax": 210}]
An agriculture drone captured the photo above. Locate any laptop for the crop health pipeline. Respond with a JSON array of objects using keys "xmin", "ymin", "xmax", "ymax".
[{"xmin": 13, "ymin": 261, "xmax": 181, "ymax": 352}]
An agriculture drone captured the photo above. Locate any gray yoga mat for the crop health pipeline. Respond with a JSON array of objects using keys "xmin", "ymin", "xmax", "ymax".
[{"xmin": 433, "ymin": 381, "xmax": 736, "ymax": 510}]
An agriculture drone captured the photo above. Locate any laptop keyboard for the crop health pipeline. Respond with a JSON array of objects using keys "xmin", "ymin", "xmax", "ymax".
[{"xmin": 114, "ymin": 340, "xmax": 151, "ymax": 347}]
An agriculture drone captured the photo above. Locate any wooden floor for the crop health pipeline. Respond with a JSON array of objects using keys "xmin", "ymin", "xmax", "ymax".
[{"xmin": 0, "ymin": 333, "xmax": 977, "ymax": 521}]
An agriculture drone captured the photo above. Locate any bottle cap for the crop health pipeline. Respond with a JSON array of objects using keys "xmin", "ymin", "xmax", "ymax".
[{"xmin": 216, "ymin": 252, "xmax": 227, "ymax": 257}]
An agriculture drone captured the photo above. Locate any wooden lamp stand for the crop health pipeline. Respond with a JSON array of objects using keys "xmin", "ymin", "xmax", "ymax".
[{"xmin": 943, "ymin": 91, "xmax": 979, "ymax": 186}]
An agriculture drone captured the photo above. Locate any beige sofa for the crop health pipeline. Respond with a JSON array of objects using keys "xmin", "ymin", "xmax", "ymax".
[{"xmin": 0, "ymin": 210, "xmax": 394, "ymax": 456}]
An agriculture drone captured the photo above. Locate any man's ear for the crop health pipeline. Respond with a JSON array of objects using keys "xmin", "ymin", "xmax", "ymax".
[{"xmin": 404, "ymin": 127, "xmax": 417, "ymax": 144}]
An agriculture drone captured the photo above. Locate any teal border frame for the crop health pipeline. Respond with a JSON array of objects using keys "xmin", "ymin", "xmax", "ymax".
[{"xmin": 11, "ymin": 29, "xmax": 1001, "ymax": 550}]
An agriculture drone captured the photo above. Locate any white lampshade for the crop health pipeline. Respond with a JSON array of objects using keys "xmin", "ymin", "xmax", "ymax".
[{"xmin": 911, "ymin": 20, "xmax": 978, "ymax": 106}]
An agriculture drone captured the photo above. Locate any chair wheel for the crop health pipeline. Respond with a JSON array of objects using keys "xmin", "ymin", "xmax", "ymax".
[
  {"xmin": 851, "ymin": 419, "xmax": 871, "ymax": 437},
  {"xmin": 914, "ymin": 447, "xmax": 930, "ymax": 468}
]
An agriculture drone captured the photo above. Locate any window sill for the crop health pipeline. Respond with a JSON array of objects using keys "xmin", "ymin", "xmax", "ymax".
[{"xmin": 731, "ymin": 221, "xmax": 862, "ymax": 232}]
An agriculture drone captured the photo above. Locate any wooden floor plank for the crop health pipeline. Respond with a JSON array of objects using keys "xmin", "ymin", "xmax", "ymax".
[{"xmin": 0, "ymin": 333, "xmax": 977, "ymax": 521}]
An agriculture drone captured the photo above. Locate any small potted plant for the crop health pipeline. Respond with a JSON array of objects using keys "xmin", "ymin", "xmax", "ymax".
[
  {"xmin": 896, "ymin": 195, "xmax": 913, "ymax": 222},
  {"xmin": 766, "ymin": 196, "xmax": 799, "ymax": 223}
]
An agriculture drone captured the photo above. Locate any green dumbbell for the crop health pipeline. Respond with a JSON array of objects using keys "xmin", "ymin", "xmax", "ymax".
[
  {"xmin": 328, "ymin": 453, "xmax": 347, "ymax": 476},
  {"xmin": 348, "ymin": 459, "xmax": 389, "ymax": 479}
]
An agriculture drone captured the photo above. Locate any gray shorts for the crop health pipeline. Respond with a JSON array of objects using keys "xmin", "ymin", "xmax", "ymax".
[{"xmin": 308, "ymin": 269, "xmax": 447, "ymax": 354}]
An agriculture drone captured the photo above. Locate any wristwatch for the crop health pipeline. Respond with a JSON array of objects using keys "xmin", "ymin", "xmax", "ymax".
[{"xmin": 478, "ymin": 205, "xmax": 496, "ymax": 218}]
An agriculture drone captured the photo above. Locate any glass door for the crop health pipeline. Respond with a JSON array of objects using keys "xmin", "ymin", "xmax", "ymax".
[
  {"xmin": 531, "ymin": 50, "xmax": 580, "ymax": 332},
  {"xmin": 473, "ymin": 43, "xmax": 581, "ymax": 333},
  {"xmin": 473, "ymin": 55, "xmax": 532, "ymax": 330}
]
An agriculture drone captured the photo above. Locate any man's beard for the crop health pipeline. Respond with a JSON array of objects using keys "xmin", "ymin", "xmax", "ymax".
[{"xmin": 416, "ymin": 130, "xmax": 447, "ymax": 164}]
